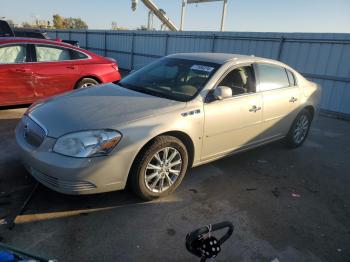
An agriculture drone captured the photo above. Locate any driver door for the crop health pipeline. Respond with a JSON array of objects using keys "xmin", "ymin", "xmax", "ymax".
[
  {"xmin": 0, "ymin": 44, "xmax": 34, "ymax": 106},
  {"xmin": 201, "ymin": 65, "xmax": 263, "ymax": 161}
]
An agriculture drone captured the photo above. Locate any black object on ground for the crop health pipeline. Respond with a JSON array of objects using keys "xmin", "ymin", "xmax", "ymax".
[
  {"xmin": 6, "ymin": 182, "xmax": 39, "ymax": 230},
  {"xmin": 186, "ymin": 221, "xmax": 234, "ymax": 262},
  {"xmin": 272, "ymin": 187, "xmax": 280, "ymax": 198},
  {"xmin": 246, "ymin": 188, "xmax": 257, "ymax": 191}
]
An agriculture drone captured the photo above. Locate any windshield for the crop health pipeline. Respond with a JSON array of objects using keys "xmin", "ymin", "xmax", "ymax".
[{"xmin": 119, "ymin": 57, "xmax": 220, "ymax": 102}]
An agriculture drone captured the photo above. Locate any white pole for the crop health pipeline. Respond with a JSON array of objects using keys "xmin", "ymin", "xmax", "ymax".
[
  {"xmin": 220, "ymin": 0, "xmax": 227, "ymax": 31},
  {"xmin": 148, "ymin": 11, "xmax": 153, "ymax": 30},
  {"xmin": 180, "ymin": 0, "xmax": 187, "ymax": 31}
]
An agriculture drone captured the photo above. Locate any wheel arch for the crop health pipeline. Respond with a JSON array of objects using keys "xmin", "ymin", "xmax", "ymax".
[
  {"xmin": 74, "ymin": 75, "xmax": 102, "ymax": 89},
  {"xmin": 136, "ymin": 131, "xmax": 195, "ymax": 168},
  {"xmin": 127, "ymin": 130, "xmax": 195, "ymax": 184},
  {"xmin": 303, "ymin": 105, "xmax": 315, "ymax": 119}
]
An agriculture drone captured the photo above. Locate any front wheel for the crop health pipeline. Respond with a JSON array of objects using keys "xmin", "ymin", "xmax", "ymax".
[
  {"xmin": 286, "ymin": 109, "xmax": 312, "ymax": 148},
  {"xmin": 129, "ymin": 136, "xmax": 189, "ymax": 201}
]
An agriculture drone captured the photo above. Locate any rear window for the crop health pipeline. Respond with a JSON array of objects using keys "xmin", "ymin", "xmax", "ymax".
[
  {"xmin": 257, "ymin": 63, "xmax": 290, "ymax": 91},
  {"xmin": 35, "ymin": 45, "xmax": 70, "ymax": 62},
  {"xmin": 34, "ymin": 45, "xmax": 88, "ymax": 62},
  {"xmin": 70, "ymin": 49, "xmax": 88, "ymax": 60}
]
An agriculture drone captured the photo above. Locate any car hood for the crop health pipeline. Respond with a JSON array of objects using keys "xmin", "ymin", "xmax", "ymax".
[{"xmin": 29, "ymin": 84, "xmax": 186, "ymax": 138}]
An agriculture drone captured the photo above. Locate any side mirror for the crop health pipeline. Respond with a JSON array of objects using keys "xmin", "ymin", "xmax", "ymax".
[{"xmin": 213, "ymin": 86, "xmax": 232, "ymax": 100}]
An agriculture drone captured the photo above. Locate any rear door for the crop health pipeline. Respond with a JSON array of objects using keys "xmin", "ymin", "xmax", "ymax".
[
  {"xmin": 256, "ymin": 63, "xmax": 301, "ymax": 139},
  {"xmin": 0, "ymin": 43, "xmax": 35, "ymax": 106},
  {"xmin": 30, "ymin": 44, "xmax": 82, "ymax": 98}
]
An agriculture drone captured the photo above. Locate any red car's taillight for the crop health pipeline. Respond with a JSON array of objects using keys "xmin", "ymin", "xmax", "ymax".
[{"xmin": 111, "ymin": 63, "xmax": 118, "ymax": 71}]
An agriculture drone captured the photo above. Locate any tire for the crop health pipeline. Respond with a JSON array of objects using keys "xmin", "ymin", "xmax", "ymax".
[
  {"xmin": 75, "ymin": 78, "xmax": 99, "ymax": 89},
  {"xmin": 129, "ymin": 136, "xmax": 189, "ymax": 201},
  {"xmin": 286, "ymin": 109, "xmax": 312, "ymax": 148}
]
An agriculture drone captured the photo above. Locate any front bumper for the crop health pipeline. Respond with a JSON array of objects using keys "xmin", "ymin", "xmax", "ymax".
[{"xmin": 15, "ymin": 117, "xmax": 132, "ymax": 195}]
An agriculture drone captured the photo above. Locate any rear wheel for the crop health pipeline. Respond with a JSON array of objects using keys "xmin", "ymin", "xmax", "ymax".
[
  {"xmin": 129, "ymin": 136, "xmax": 188, "ymax": 201},
  {"xmin": 286, "ymin": 109, "xmax": 312, "ymax": 148},
  {"xmin": 75, "ymin": 78, "xmax": 99, "ymax": 89}
]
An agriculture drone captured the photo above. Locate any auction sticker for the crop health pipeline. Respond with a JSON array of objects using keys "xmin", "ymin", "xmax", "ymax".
[{"xmin": 190, "ymin": 65, "xmax": 214, "ymax": 73}]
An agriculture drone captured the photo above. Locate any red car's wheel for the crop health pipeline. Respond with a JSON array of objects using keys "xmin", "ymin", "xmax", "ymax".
[{"xmin": 75, "ymin": 78, "xmax": 99, "ymax": 89}]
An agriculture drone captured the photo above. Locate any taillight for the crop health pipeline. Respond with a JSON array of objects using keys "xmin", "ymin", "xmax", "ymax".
[{"xmin": 111, "ymin": 63, "xmax": 118, "ymax": 71}]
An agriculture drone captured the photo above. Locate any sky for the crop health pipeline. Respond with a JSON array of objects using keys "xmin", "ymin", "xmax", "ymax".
[{"xmin": 1, "ymin": 0, "xmax": 350, "ymax": 33}]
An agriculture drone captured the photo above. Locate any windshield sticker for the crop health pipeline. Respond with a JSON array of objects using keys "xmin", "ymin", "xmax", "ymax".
[{"xmin": 190, "ymin": 65, "xmax": 214, "ymax": 73}]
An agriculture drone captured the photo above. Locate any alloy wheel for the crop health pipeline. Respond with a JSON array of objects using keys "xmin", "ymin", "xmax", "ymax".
[
  {"xmin": 81, "ymin": 83, "xmax": 95, "ymax": 88},
  {"xmin": 293, "ymin": 114, "xmax": 309, "ymax": 144},
  {"xmin": 144, "ymin": 147, "xmax": 182, "ymax": 193}
]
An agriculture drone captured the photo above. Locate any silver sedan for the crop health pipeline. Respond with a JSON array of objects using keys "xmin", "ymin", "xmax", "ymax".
[{"xmin": 16, "ymin": 53, "xmax": 321, "ymax": 200}]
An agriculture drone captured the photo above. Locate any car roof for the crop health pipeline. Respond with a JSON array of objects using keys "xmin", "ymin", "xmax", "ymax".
[
  {"xmin": 167, "ymin": 52, "xmax": 286, "ymax": 67},
  {"xmin": 0, "ymin": 37, "xmax": 76, "ymax": 48}
]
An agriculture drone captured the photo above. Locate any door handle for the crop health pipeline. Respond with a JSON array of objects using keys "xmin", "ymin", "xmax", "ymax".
[
  {"xmin": 13, "ymin": 68, "xmax": 29, "ymax": 73},
  {"xmin": 289, "ymin": 97, "xmax": 298, "ymax": 103},
  {"xmin": 249, "ymin": 105, "xmax": 261, "ymax": 113}
]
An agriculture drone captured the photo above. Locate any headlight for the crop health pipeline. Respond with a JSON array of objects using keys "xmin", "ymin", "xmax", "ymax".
[{"xmin": 53, "ymin": 130, "xmax": 122, "ymax": 158}]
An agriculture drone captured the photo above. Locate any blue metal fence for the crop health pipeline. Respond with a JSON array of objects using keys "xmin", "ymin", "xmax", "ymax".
[{"xmin": 48, "ymin": 30, "xmax": 350, "ymax": 117}]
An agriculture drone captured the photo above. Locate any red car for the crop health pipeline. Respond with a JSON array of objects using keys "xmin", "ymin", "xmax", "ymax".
[{"xmin": 0, "ymin": 37, "xmax": 121, "ymax": 106}]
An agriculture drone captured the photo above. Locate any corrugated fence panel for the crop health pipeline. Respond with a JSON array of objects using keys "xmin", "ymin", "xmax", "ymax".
[
  {"xmin": 168, "ymin": 32, "xmax": 213, "ymax": 54},
  {"xmin": 47, "ymin": 29, "xmax": 350, "ymax": 117},
  {"xmin": 134, "ymin": 34, "xmax": 165, "ymax": 56},
  {"xmin": 71, "ymin": 31, "xmax": 87, "ymax": 47},
  {"xmin": 56, "ymin": 31, "xmax": 69, "ymax": 40},
  {"xmin": 104, "ymin": 32, "xmax": 131, "ymax": 69},
  {"xmin": 47, "ymin": 31, "xmax": 56, "ymax": 39}
]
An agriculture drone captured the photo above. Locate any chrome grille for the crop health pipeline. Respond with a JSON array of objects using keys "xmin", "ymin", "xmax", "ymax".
[{"xmin": 22, "ymin": 116, "xmax": 46, "ymax": 148}]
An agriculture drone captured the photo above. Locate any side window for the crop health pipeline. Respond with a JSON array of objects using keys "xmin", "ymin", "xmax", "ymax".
[
  {"xmin": 0, "ymin": 45, "xmax": 27, "ymax": 64},
  {"xmin": 286, "ymin": 70, "xmax": 296, "ymax": 86},
  {"xmin": 70, "ymin": 49, "xmax": 88, "ymax": 60},
  {"xmin": 257, "ymin": 64, "xmax": 290, "ymax": 91},
  {"xmin": 218, "ymin": 65, "xmax": 256, "ymax": 96},
  {"xmin": 35, "ymin": 45, "xmax": 70, "ymax": 62}
]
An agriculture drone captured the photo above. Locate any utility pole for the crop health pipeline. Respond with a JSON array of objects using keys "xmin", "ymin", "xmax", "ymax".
[
  {"xmin": 220, "ymin": 0, "xmax": 227, "ymax": 31},
  {"xmin": 180, "ymin": 0, "xmax": 186, "ymax": 31},
  {"xmin": 147, "ymin": 11, "xmax": 154, "ymax": 30}
]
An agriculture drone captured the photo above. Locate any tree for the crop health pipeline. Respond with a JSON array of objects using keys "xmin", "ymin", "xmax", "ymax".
[
  {"xmin": 111, "ymin": 21, "xmax": 128, "ymax": 30},
  {"xmin": 53, "ymin": 14, "xmax": 64, "ymax": 29},
  {"xmin": 73, "ymin": 18, "xmax": 88, "ymax": 29},
  {"xmin": 137, "ymin": 25, "xmax": 148, "ymax": 31},
  {"xmin": 52, "ymin": 14, "xmax": 87, "ymax": 29},
  {"xmin": 21, "ymin": 22, "xmax": 33, "ymax": 28},
  {"xmin": 64, "ymin": 17, "xmax": 88, "ymax": 29}
]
